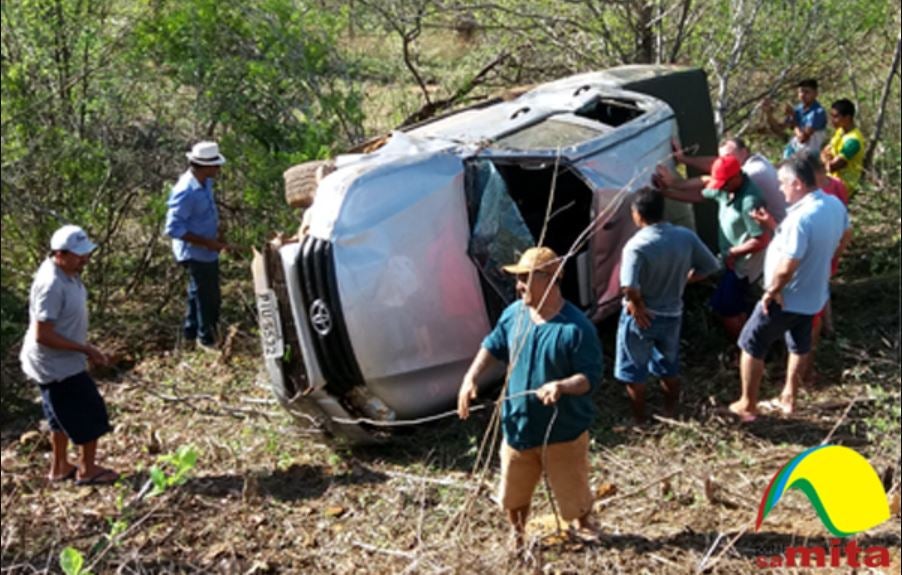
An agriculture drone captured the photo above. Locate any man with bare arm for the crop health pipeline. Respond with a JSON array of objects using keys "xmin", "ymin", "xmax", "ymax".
[
  {"xmin": 654, "ymin": 153, "xmax": 771, "ymax": 343},
  {"xmin": 457, "ymin": 247, "xmax": 603, "ymax": 552},
  {"xmin": 728, "ymin": 156, "xmax": 851, "ymax": 421},
  {"xmin": 20, "ymin": 225, "xmax": 119, "ymax": 485},
  {"xmin": 616, "ymin": 188, "xmax": 720, "ymax": 424}
]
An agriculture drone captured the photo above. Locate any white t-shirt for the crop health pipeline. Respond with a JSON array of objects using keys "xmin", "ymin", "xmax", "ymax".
[
  {"xmin": 19, "ymin": 259, "xmax": 89, "ymax": 383},
  {"xmin": 743, "ymin": 154, "xmax": 786, "ymax": 223}
]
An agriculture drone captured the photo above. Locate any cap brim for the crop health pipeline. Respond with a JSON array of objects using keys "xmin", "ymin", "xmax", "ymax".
[
  {"xmin": 705, "ymin": 178, "xmax": 728, "ymax": 190},
  {"xmin": 70, "ymin": 241, "xmax": 97, "ymax": 256},
  {"xmin": 502, "ymin": 264, "xmax": 532, "ymax": 274}
]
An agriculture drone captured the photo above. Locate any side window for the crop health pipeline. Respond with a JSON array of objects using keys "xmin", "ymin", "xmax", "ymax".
[{"xmin": 574, "ymin": 96, "xmax": 644, "ymax": 127}]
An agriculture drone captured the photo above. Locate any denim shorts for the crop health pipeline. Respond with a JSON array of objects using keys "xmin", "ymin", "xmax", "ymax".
[
  {"xmin": 614, "ymin": 310, "xmax": 681, "ymax": 383},
  {"xmin": 39, "ymin": 371, "xmax": 111, "ymax": 445},
  {"xmin": 709, "ymin": 269, "xmax": 752, "ymax": 317},
  {"xmin": 738, "ymin": 301, "xmax": 814, "ymax": 359}
]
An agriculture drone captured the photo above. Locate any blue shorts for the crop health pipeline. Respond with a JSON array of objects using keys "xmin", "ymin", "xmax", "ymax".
[
  {"xmin": 709, "ymin": 269, "xmax": 752, "ymax": 317},
  {"xmin": 738, "ymin": 301, "xmax": 814, "ymax": 359},
  {"xmin": 39, "ymin": 371, "xmax": 111, "ymax": 445},
  {"xmin": 614, "ymin": 310, "xmax": 681, "ymax": 383}
]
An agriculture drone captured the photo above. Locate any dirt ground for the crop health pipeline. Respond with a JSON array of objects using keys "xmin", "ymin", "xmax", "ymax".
[{"xmin": 2, "ymin": 198, "xmax": 901, "ymax": 573}]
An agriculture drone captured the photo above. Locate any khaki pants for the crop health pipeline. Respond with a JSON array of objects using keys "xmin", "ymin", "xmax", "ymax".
[{"xmin": 499, "ymin": 431, "xmax": 592, "ymax": 521}]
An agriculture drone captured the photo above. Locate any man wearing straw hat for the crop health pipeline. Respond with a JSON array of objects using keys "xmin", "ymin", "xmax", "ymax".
[
  {"xmin": 165, "ymin": 141, "xmax": 230, "ymax": 351},
  {"xmin": 457, "ymin": 246, "xmax": 603, "ymax": 550}
]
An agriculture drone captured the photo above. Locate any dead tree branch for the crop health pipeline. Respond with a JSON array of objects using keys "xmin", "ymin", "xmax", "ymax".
[{"xmin": 864, "ymin": 31, "xmax": 902, "ymax": 171}]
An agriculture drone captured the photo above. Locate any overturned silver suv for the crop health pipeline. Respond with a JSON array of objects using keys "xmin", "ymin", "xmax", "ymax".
[{"xmin": 252, "ymin": 65, "xmax": 719, "ymax": 442}]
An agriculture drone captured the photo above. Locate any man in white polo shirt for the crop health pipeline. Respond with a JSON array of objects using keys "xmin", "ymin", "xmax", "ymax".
[
  {"xmin": 20, "ymin": 225, "xmax": 119, "ymax": 484},
  {"xmin": 728, "ymin": 156, "xmax": 851, "ymax": 421}
]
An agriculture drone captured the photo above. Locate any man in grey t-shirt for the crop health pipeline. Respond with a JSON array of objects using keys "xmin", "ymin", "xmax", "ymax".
[
  {"xmin": 19, "ymin": 225, "xmax": 119, "ymax": 485},
  {"xmin": 616, "ymin": 188, "xmax": 720, "ymax": 424}
]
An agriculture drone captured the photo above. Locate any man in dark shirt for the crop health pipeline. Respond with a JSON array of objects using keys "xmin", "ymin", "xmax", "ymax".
[{"xmin": 457, "ymin": 247, "xmax": 603, "ymax": 549}]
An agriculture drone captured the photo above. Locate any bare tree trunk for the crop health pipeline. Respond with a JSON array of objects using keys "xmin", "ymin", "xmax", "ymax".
[
  {"xmin": 669, "ymin": 0, "xmax": 693, "ymax": 63},
  {"xmin": 637, "ymin": 0, "xmax": 655, "ymax": 64},
  {"xmin": 711, "ymin": 0, "xmax": 763, "ymax": 137},
  {"xmin": 863, "ymin": 31, "xmax": 901, "ymax": 171}
]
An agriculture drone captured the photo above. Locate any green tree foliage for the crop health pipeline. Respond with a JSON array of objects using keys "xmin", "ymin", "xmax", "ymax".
[{"xmin": 1, "ymin": 0, "xmax": 363, "ymax": 339}]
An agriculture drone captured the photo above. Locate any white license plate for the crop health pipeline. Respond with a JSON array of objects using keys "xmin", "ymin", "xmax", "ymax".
[{"xmin": 256, "ymin": 289, "xmax": 284, "ymax": 360}]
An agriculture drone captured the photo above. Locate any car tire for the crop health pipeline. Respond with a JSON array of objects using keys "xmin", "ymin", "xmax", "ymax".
[{"xmin": 284, "ymin": 159, "xmax": 336, "ymax": 209}]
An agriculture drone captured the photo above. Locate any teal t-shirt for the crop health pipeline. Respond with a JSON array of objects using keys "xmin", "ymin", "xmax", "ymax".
[
  {"xmin": 482, "ymin": 300, "xmax": 603, "ymax": 450},
  {"xmin": 702, "ymin": 174, "xmax": 767, "ymax": 279}
]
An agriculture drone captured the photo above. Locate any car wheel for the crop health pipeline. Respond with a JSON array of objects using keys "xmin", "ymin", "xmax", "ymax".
[{"xmin": 284, "ymin": 159, "xmax": 336, "ymax": 209}]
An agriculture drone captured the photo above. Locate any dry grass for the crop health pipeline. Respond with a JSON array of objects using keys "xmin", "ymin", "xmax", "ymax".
[{"xmin": 2, "ymin": 194, "xmax": 900, "ymax": 573}]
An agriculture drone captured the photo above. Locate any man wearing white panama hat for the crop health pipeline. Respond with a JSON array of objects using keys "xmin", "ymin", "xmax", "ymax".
[{"xmin": 165, "ymin": 141, "xmax": 231, "ymax": 351}]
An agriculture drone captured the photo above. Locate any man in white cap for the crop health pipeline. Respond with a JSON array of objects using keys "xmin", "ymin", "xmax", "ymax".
[
  {"xmin": 165, "ymin": 141, "xmax": 229, "ymax": 351},
  {"xmin": 20, "ymin": 225, "xmax": 119, "ymax": 485},
  {"xmin": 457, "ymin": 246, "xmax": 603, "ymax": 551}
]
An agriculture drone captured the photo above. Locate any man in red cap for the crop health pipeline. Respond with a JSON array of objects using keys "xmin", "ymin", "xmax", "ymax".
[{"xmin": 656, "ymin": 154, "xmax": 771, "ymax": 342}]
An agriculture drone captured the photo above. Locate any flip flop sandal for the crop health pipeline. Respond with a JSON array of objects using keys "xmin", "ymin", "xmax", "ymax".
[
  {"xmin": 759, "ymin": 398, "xmax": 792, "ymax": 415},
  {"xmin": 48, "ymin": 467, "xmax": 77, "ymax": 482},
  {"xmin": 75, "ymin": 469, "xmax": 120, "ymax": 486},
  {"xmin": 715, "ymin": 405, "xmax": 758, "ymax": 423}
]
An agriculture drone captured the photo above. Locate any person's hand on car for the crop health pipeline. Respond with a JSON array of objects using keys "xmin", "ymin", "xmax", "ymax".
[
  {"xmin": 653, "ymin": 164, "xmax": 678, "ymax": 191},
  {"xmin": 457, "ymin": 378, "xmax": 478, "ymax": 419},
  {"xmin": 671, "ymin": 138, "xmax": 686, "ymax": 165}
]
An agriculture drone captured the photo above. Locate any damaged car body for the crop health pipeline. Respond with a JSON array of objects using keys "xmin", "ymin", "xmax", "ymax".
[{"xmin": 252, "ymin": 65, "xmax": 719, "ymax": 442}]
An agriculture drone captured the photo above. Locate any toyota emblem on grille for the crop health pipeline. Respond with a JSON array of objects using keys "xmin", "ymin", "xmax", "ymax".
[{"xmin": 309, "ymin": 299, "xmax": 333, "ymax": 336}]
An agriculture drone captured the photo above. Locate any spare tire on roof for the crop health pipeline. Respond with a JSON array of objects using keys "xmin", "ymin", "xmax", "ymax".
[{"xmin": 284, "ymin": 159, "xmax": 336, "ymax": 208}]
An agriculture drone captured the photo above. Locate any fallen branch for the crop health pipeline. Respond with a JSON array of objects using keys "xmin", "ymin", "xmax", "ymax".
[
  {"xmin": 352, "ymin": 541, "xmax": 416, "ymax": 559},
  {"xmin": 822, "ymin": 396, "xmax": 860, "ymax": 445},
  {"xmin": 596, "ymin": 468, "xmax": 683, "ymax": 508},
  {"xmin": 384, "ymin": 470, "xmax": 476, "ymax": 490}
]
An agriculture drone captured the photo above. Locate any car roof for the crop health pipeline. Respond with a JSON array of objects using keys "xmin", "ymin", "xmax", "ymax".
[{"xmin": 405, "ymin": 72, "xmax": 670, "ymax": 151}]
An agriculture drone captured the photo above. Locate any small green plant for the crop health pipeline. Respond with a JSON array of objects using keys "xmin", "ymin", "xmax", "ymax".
[
  {"xmin": 59, "ymin": 547, "xmax": 93, "ymax": 575},
  {"xmin": 149, "ymin": 445, "xmax": 199, "ymax": 497}
]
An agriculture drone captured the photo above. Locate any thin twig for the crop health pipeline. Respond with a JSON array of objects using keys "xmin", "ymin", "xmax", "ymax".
[{"xmin": 821, "ymin": 396, "xmax": 860, "ymax": 445}]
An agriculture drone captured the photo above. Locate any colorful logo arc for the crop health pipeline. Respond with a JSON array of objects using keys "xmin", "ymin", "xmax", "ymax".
[{"xmin": 755, "ymin": 444, "xmax": 891, "ymax": 536}]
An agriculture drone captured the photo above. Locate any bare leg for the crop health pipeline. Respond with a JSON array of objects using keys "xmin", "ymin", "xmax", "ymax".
[
  {"xmin": 506, "ymin": 505, "xmax": 530, "ymax": 550},
  {"xmin": 721, "ymin": 313, "xmax": 748, "ymax": 343},
  {"xmin": 729, "ymin": 351, "xmax": 764, "ymax": 420},
  {"xmin": 78, "ymin": 440, "xmax": 99, "ymax": 478},
  {"xmin": 660, "ymin": 377, "xmax": 680, "ymax": 418},
  {"xmin": 821, "ymin": 298, "xmax": 834, "ymax": 337},
  {"xmin": 776, "ymin": 353, "xmax": 808, "ymax": 414},
  {"xmin": 625, "ymin": 383, "xmax": 646, "ymax": 424},
  {"xmin": 804, "ymin": 316, "xmax": 822, "ymax": 387},
  {"xmin": 49, "ymin": 431, "xmax": 75, "ymax": 480},
  {"xmin": 573, "ymin": 511, "xmax": 598, "ymax": 532}
]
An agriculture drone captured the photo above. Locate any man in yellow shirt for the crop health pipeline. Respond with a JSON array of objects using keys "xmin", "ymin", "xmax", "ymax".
[{"xmin": 821, "ymin": 99, "xmax": 864, "ymax": 195}]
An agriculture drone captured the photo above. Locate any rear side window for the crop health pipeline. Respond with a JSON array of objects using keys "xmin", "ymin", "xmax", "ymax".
[{"xmin": 575, "ymin": 97, "xmax": 644, "ymax": 127}]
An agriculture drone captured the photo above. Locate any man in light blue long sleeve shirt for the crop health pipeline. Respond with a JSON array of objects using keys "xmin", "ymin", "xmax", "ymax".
[{"xmin": 165, "ymin": 141, "xmax": 229, "ymax": 350}]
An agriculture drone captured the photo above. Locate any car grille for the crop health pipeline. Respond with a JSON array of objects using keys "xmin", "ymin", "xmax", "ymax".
[{"xmin": 297, "ymin": 235, "xmax": 364, "ymax": 394}]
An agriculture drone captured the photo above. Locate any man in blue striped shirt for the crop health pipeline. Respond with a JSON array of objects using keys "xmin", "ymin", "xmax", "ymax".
[{"xmin": 165, "ymin": 141, "xmax": 230, "ymax": 351}]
